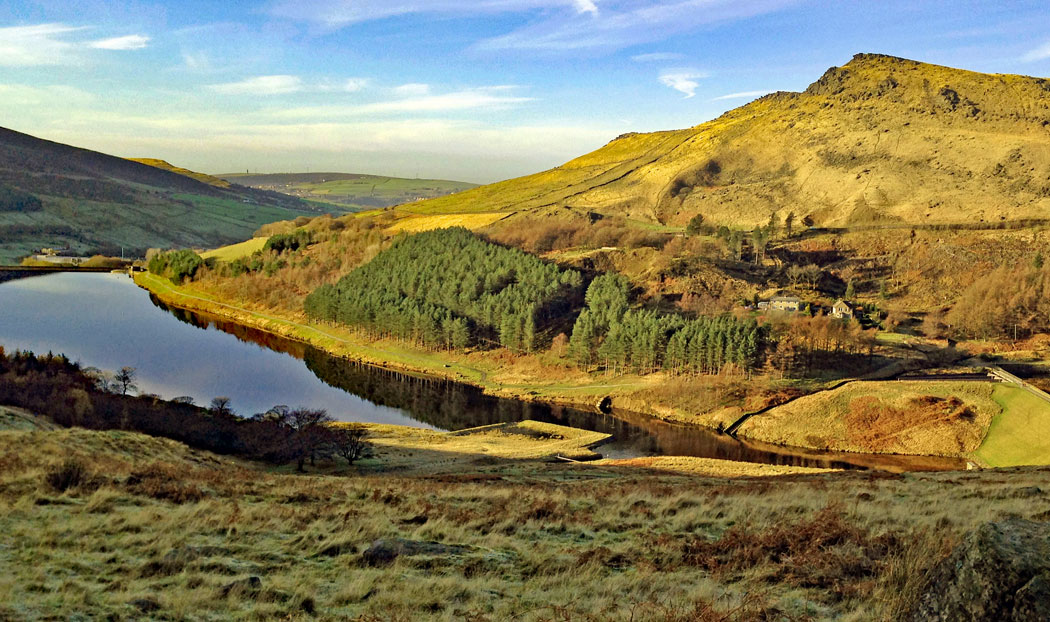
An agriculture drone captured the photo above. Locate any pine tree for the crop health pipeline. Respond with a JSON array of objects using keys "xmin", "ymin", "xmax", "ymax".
[{"xmin": 569, "ymin": 310, "xmax": 597, "ymax": 367}]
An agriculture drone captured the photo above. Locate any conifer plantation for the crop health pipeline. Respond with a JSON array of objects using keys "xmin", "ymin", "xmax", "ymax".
[
  {"xmin": 304, "ymin": 228, "xmax": 585, "ymax": 352},
  {"xmin": 301, "ymin": 231, "xmax": 768, "ymax": 374},
  {"xmin": 569, "ymin": 274, "xmax": 764, "ymax": 374}
]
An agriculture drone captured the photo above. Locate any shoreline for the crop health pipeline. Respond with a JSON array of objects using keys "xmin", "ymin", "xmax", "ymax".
[
  {"xmin": 132, "ymin": 272, "xmax": 983, "ymax": 469},
  {"xmin": 134, "ymin": 272, "xmax": 621, "ymax": 413}
]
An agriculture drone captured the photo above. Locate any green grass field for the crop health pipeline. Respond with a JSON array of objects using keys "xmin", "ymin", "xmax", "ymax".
[
  {"xmin": 200, "ymin": 237, "xmax": 268, "ymax": 261},
  {"xmin": 0, "ymin": 193, "xmax": 315, "ymax": 265},
  {"xmin": 975, "ymin": 385, "xmax": 1050, "ymax": 467},
  {"xmin": 224, "ymin": 174, "xmax": 476, "ymax": 211}
]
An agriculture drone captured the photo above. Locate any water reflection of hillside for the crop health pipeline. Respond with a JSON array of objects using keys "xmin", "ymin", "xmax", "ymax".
[{"xmin": 153, "ymin": 298, "xmax": 965, "ymax": 472}]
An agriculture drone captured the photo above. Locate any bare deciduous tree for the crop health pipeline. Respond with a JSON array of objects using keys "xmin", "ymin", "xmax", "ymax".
[
  {"xmin": 331, "ymin": 425, "xmax": 368, "ymax": 465},
  {"xmin": 115, "ymin": 366, "xmax": 137, "ymax": 396},
  {"xmin": 209, "ymin": 396, "xmax": 234, "ymax": 417}
]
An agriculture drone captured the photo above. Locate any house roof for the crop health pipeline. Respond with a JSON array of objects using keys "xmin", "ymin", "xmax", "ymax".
[{"xmin": 770, "ymin": 295, "xmax": 802, "ymax": 302}]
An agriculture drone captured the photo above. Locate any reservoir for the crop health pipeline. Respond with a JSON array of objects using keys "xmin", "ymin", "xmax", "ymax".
[{"xmin": 0, "ymin": 272, "xmax": 965, "ymax": 471}]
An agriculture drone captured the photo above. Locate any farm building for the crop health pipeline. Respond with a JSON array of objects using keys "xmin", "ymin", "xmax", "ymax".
[
  {"xmin": 766, "ymin": 295, "xmax": 803, "ymax": 313},
  {"xmin": 831, "ymin": 299, "xmax": 857, "ymax": 320}
]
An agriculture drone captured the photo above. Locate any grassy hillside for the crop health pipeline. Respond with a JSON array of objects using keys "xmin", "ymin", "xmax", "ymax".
[
  {"xmin": 737, "ymin": 381, "xmax": 1003, "ymax": 457},
  {"xmin": 404, "ymin": 54, "xmax": 1050, "ymax": 229},
  {"xmin": 222, "ymin": 172, "xmax": 476, "ymax": 211},
  {"xmin": 200, "ymin": 237, "xmax": 269, "ymax": 261},
  {"xmin": 5, "ymin": 410, "xmax": 1050, "ymax": 620},
  {"xmin": 0, "ymin": 127, "xmax": 329, "ymax": 264},
  {"xmin": 977, "ymin": 385, "xmax": 1050, "ymax": 467},
  {"xmin": 128, "ymin": 158, "xmax": 232, "ymax": 188}
]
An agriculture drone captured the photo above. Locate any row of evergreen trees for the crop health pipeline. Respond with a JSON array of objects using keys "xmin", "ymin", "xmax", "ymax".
[
  {"xmin": 147, "ymin": 249, "xmax": 204, "ymax": 284},
  {"xmin": 569, "ymin": 274, "xmax": 764, "ymax": 374},
  {"xmin": 304, "ymin": 228, "xmax": 585, "ymax": 352}
]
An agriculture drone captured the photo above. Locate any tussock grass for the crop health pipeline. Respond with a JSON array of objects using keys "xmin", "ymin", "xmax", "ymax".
[{"xmin": 3, "ymin": 416, "xmax": 1050, "ymax": 620}]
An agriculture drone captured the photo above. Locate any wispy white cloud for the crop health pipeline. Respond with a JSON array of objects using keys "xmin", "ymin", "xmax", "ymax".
[
  {"xmin": 711, "ymin": 89, "xmax": 773, "ymax": 101},
  {"xmin": 0, "ymin": 24, "xmax": 152, "ymax": 66},
  {"xmin": 573, "ymin": 0, "xmax": 599, "ymax": 15},
  {"xmin": 631, "ymin": 52, "xmax": 685, "ymax": 62},
  {"xmin": 270, "ymin": 1, "xmax": 589, "ymax": 27},
  {"xmin": 208, "ymin": 75, "xmax": 373, "ymax": 95},
  {"xmin": 658, "ymin": 69, "xmax": 707, "ymax": 98},
  {"xmin": 181, "ymin": 51, "xmax": 211, "ymax": 71},
  {"xmin": 1021, "ymin": 41, "xmax": 1050, "ymax": 62},
  {"xmin": 0, "ymin": 83, "xmax": 95, "ymax": 106},
  {"xmin": 210, "ymin": 75, "xmax": 304, "ymax": 95},
  {"xmin": 342, "ymin": 78, "xmax": 369, "ymax": 92},
  {"xmin": 270, "ymin": 0, "xmax": 798, "ymax": 52},
  {"xmin": 272, "ymin": 86, "xmax": 533, "ymax": 118},
  {"xmin": 90, "ymin": 34, "xmax": 150, "ymax": 50},
  {"xmin": 0, "ymin": 23, "xmax": 84, "ymax": 66},
  {"xmin": 477, "ymin": 0, "xmax": 801, "ymax": 52},
  {"xmin": 393, "ymin": 83, "xmax": 430, "ymax": 97}
]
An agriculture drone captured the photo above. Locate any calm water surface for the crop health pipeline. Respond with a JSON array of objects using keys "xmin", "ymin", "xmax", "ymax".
[{"xmin": 0, "ymin": 272, "xmax": 965, "ymax": 471}]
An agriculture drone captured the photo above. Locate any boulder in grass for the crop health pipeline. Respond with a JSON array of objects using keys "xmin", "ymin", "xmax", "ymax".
[{"xmin": 908, "ymin": 518, "xmax": 1050, "ymax": 621}]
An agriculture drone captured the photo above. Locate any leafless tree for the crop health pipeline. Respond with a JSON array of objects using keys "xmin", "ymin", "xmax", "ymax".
[
  {"xmin": 331, "ymin": 425, "xmax": 368, "ymax": 465},
  {"xmin": 209, "ymin": 396, "xmax": 234, "ymax": 417},
  {"xmin": 115, "ymin": 366, "xmax": 137, "ymax": 396},
  {"xmin": 267, "ymin": 406, "xmax": 334, "ymax": 471}
]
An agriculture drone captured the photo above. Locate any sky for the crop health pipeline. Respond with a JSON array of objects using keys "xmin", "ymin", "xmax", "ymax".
[{"xmin": 1, "ymin": 1, "xmax": 1050, "ymax": 183}]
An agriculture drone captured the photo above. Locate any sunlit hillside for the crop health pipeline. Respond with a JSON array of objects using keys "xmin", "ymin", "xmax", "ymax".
[{"xmin": 404, "ymin": 54, "xmax": 1050, "ymax": 229}]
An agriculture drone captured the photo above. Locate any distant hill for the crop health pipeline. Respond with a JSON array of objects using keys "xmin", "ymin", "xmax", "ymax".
[
  {"xmin": 222, "ymin": 172, "xmax": 476, "ymax": 211},
  {"xmin": 0, "ymin": 127, "xmax": 329, "ymax": 263},
  {"xmin": 128, "ymin": 158, "xmax": 232, "ymax": 188},
  {"xmin": 405, "ymin": 53, "xmax": 1050, "ymax": 229}
]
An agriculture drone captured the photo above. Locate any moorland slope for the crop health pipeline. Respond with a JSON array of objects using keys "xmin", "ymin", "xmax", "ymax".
[
  {"xmin": 407, "ymin": 54, "xmax": 1050, "ymax": 229},
  {"xmin": 4, "ymin": 408, "xmax": 1050, "ymax": 620},
  {"xmin": 0, "ymin": 127, "xmax": 327, "ymax": 263},
  {"xmin": 223, "ymin": 172, "xmax": 476, "ymax": 211}
]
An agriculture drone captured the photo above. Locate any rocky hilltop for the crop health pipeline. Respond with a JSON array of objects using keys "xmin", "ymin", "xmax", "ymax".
[{"xmin": 409, "ymin": 54, "xmax": 1050, "ymax": 228}]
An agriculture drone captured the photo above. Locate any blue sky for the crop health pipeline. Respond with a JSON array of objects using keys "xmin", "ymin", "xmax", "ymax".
[{"xmin": 2, "ymin": 0, "xmax": 1049, "ymax": 183}]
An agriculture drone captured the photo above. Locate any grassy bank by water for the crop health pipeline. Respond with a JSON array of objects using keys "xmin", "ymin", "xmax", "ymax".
[
  {"xmin": 736, "ymin": 381, "xmax": 1001, "ymax": 458},
  {"xmin": 134, "ymin": 271, "xmax": 650, "ymax": 411}
]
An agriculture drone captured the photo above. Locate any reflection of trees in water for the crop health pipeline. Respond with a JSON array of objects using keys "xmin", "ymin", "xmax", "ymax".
[
  {"xmin": 151, "ymin": 298, "xmax": 966, "ymax": 472},
  {"xmin": 0, "ymin": 271, "xmax": 50, "ymax": 284},
  {"xmin": 151, "ymin": 296, "xmax": 308, "ymax": 358},
  {"xmin": 302, "ymin": 347, "xmax": 632, "ymax": 433}
]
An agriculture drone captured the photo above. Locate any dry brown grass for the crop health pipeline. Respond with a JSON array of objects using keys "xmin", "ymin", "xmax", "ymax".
[
  {"xmin": 355, "ymin": 421, "xmax": 611, "ymax": 472},
  {"xmin": 596, "ymin": 457, "xmax": 835, "ymax": 477},
  {"xmin": 738, "ymin": 381, "xmax": 1000, "ymax": 456},
  {"xmin": 385, "ymin": 212, "xmax": 510, "ymax": 233},
  {"xmin": 3, "ymin": 416, "xmax": 1050, "ymax": 620}
]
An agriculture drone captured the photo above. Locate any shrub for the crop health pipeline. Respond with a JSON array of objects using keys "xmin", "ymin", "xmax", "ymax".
[
  {"xmin": 148, "ymin": 249, "xmax": 204, "ymax": 283},
  {"xmin": 45, "ymin": 458, "xmax": 88, "ymax": 493},
  {"xmin": 264, "ymin": 228, "xmax": 313, "ymax": 254}
]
